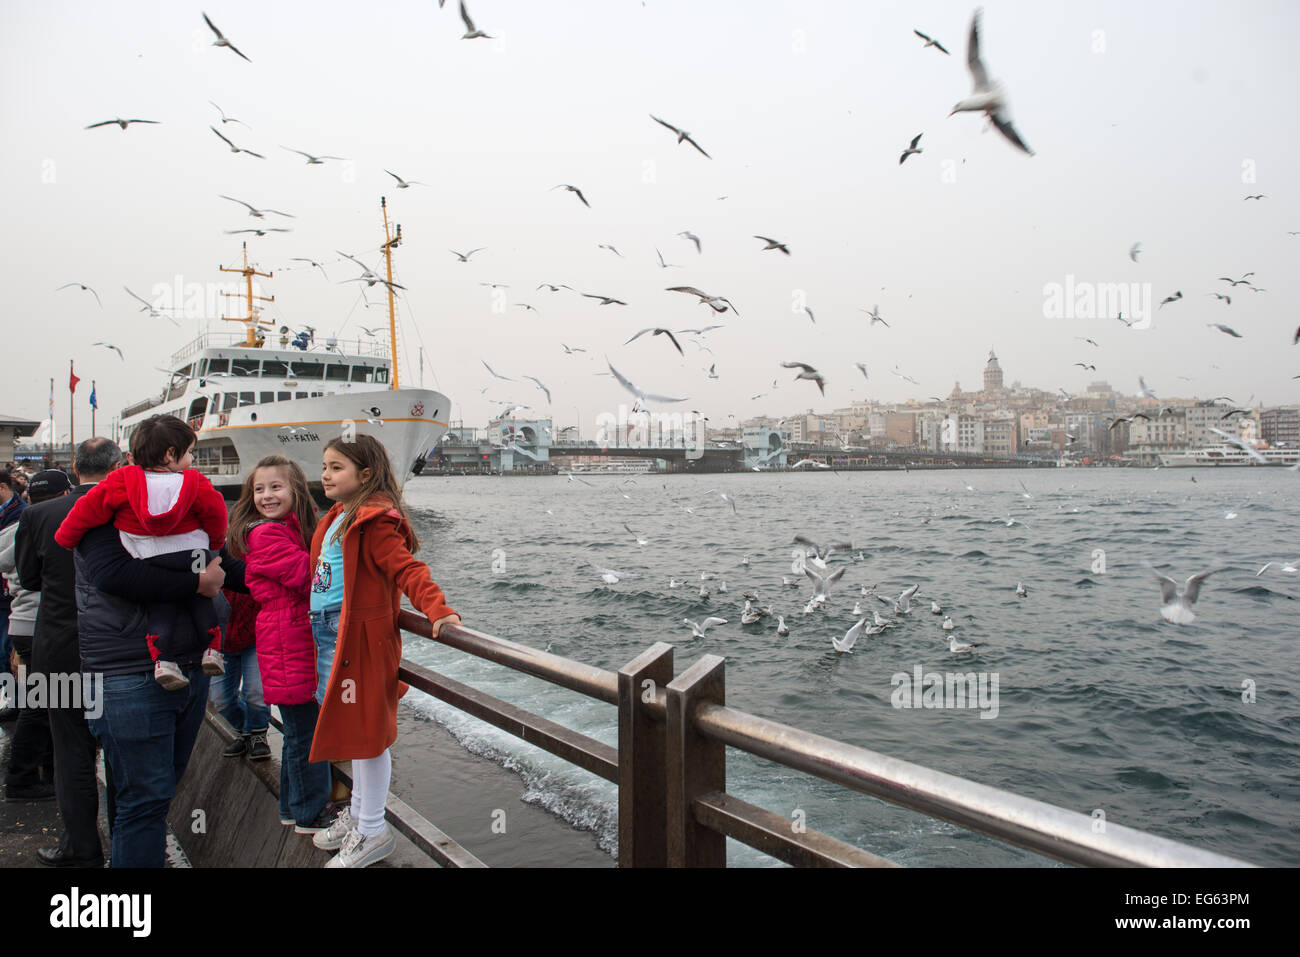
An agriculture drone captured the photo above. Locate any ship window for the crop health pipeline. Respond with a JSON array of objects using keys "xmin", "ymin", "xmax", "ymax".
[
  {"xmin": 288, "ymin": 361, "xmax": 323, "ymax": 379},
  {"xmin": 240, "ymin": 392, "xmax": 254, "ymax": 408},
  {"xmin": 223, "ymin": 393, "xmax": 237, "ymax": 412},
  {"xmin": 260, "ymin": 392, "xmax": 275, "ymax": 404},
  {"xmin": 351, "ymin": 366, "xmax": 374, "ymax": 383},
  {"xmin": 207, "ymin": 358, "xmax": 229, "ymax": 375},
  {"xmin": 277, "ymin": 392, "xmax": 290, "ymax": 402},
  {"xmin": 295, "ymin": 392, "xmax": 307, "ymax": 400},
  {"xmin": 262, "ymin": 360, "xmax": 288, "ymax": 378},
  {"xmin": 326, "ymin": 365, "xmax": 350, "ymax": 382},
  {"xmin": 232, "ymin": 358, "xmax": 260, "ymax": 377},
  {"xmin": 376, "ymin": 368, "xmax": 389, "ymax": 384}
]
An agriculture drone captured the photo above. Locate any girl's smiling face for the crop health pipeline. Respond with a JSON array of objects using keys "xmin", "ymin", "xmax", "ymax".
[
  {"xmin": 252, "ymin": 466, "xmax": 293, "ymax": 520},
  {"xmin": 321, "ymin": 447, "xmax": 370, "ymax": 502}
]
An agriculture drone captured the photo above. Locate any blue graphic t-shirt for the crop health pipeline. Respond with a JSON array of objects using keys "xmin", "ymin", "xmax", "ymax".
[{"xmin": 311, "ymin": 513, "xmax": 347, "ymax": 612}]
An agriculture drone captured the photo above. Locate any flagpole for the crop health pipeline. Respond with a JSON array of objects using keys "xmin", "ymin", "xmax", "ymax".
[
  {"xmin": 48, "ymin": 377, "xmax": 54, "ymax": 466},
  {"xmin": 91, "ymin": 379, "xmax": 96, "ymax": 437},
  {"xmin": 69, "ymin": 360, "xmax": 75, "ymax": 462}
]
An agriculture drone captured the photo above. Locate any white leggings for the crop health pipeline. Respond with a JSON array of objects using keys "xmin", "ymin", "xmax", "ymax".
[{"xmin": 350, "ymin": 749, "xmax": 392, "ymax": 836}]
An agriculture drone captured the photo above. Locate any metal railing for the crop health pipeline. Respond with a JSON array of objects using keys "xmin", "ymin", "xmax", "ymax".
[{"xmin": 396, "ymin": 612, "xmax": 1254, "ymax": 868}]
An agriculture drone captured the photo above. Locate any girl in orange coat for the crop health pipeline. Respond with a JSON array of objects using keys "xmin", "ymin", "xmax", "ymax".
[{"xmin": 306, "ymin": 434, "xmax": 460, "ymax": 868}]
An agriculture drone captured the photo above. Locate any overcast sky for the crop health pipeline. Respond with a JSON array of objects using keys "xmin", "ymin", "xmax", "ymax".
[{"xmin": 3, "ymin": 0, "xmax": 1297, "ymax": 441}]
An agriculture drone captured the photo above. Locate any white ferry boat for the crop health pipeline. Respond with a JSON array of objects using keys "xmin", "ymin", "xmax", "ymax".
[
  {"xmin": 117, "ymin": 200, "xmax": 449, "ymax": 501},
  {"xmin": 1157, "ymin": 446, "xmax": 1299, "ymax": 467}
]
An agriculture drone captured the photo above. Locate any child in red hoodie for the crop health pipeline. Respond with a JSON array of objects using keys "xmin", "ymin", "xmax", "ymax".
[{"xmin": 56, "ymin": 415, "xmax": 228, "ymax": 689}]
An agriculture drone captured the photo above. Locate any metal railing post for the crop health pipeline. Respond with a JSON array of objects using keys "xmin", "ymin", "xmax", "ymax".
[
  {"xmin": 617, "ymin": 642, "xmax": 673, "ymax": 868},
  {"xmin": 666, "ymin": 654, "xmax": 726, "ymax": 867}
]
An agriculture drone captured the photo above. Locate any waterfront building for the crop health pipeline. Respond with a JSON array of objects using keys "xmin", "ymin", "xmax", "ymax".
[{"xmin": 1260, "ymin": 406, "xmax": 1299, "ymax": 448}]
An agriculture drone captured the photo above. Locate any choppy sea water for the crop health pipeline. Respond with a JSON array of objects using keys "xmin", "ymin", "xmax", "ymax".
[{"xmin": 395, "ymin": 468, "xmax": 1300, "ymax": 867}]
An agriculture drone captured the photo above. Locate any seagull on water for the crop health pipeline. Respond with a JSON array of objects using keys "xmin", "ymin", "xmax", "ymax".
[
  {"xmin": 684, "ymin": 617, "xmax": 727, "ymax": 638},
  {"xmin": 942, "ymin": 616, "xmax": 955, "ymax": 631},
  {"xmin": 949, "ymin": 9, "xmax": 1034, "ymax": 155},
  {"xmin": 776, "ymin": 617, "xmax": 789, "ymax": 636},
  {"xmin": 1257, "ymin": 560, "xmax": 1299, "ymax": 576},
  {"xmin": 931, "ymin": 601, "xmax": 943, "ymax": 615},
  {"xmin": 1146, "ymin": 562, "xmax": 1214, "ymax": 625},
  {"xmin": 948, "ymin": 635, "xmax": 983, "ymax": 654},
  {"xmin": 879, "ymin": 584, "xmax": 919, "ymax": 615},
  {"xmin": 202, "ymin": 12, "xmax": 251, "ymax": 61},
  {"xmin": 1015, "ymin": 582, "xmax": 1027, "ymax": 597},
  {"xmin": 805, "ymin": 566, "xmax": 846, "ymax": 606},
  {"xmin": 832, "ymin": 617, "xmax": 868, "ymax": 654},
  {"xmin": 591, "ymin": 564, "xmax": 631, "ymax": 585}
]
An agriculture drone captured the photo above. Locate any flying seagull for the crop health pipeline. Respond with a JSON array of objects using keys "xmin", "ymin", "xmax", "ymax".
[
  {"xmin": 210, "ymin": 126, "xmax": 264, "ymax": 158},
  {"xmin": 1243, "ymin": 194, "xmax": 1266, "ymax": 201},
  {"xmin": 220, "ymin": 195, "xmax": 293, "ymax": 219},
  {"xmin": 684, "ymin": 617, "xmax": 727, "ymax": 638},
  {"xmin": 208, "ymin": 101, "xmax": 248, "ymax": 127},
  {"xmin": 226, "ymin": 227, "xmax": 291, "ymax": 237},
  {"xmin": 898, "ymin": 133, "xmax": 924, "ymax": 165},
  {"xmin": 650, "ymin": 115, "xmax": 711, "ymax": 158},
  {"xmin": 913, "ymin": 29, "xmax": 950, "ymax": 54},
  {"xmin": 606, "ymin": 359, "xmax": 690, "ymax": 407},
  {"xmin": 450, "ymin": 248, "xmax": 485, "ymax": 262},
  {"xmin": 950, "ymin": 8, "xmax": 1034, "ymax": 155},
  {"xmin": 854, "ymin": 363, "xmax": 869, "ymax": 379},
  {"xmin": 1074, "ymin": 363, "xmax": 1096, "ymax": 371},
  {"xmin": 481, "ymin": 360, "xmax": 514, "ymax": 382},
  {"xmin": 282, "ymin": 147, "xmax": 347, "ymax": 165},
  {"xmin": 861, "ymin": 305, "xmax": 889, "ymax": 327},
  {"xmin": 832, "ymin": 617, "xmax": 868, "ymax": 654},
  {"xmin": 1145, "ymin": 562, "xmax": 1215, "ymax": 625},
  {"xmin": 1158, "ymin": 290, "xmax": 1182, "ymax": 308},
  {"xmin": 85, "ymin": 118, "xmax": 159, "ymax": 130},
  {"xmin": 56, "ymin": 283, "xmax": 101, "ymax": 307},
  {"xmin": 202, "ymin": 12, "xmax": 251, "ymax": 62},
  {"xmin": 552, "ymin": 184, "xmax": 590, "ymax": 207},
  {"xmin": 666, "ymin": 286, "xmax": 739, "ymax": 316},
  {"xmin": 754, "ymin": 235, "xmax": 791, "ymax": 255},
  {"xmin": 522, "ymin": 376, "xmax": 552, "ymax": 404},
  {"xmin": 581, "ymin": 292, "xmax": 627, "ymax": 306},
  {"xmin": 625, "ymin": 328, "xmax": 685, "ymax": 356},
  {"xmin": 655, "ymin": 248, "xmax": 681, "ymax": 269},
  {"xmin": 597, "ymin": 243, "xmax": 623, "ymax": 258},
  {"xmin": 1129, "ymin": 242, "xmax": 1142, "ymax": 262},
  {"xmin": 385, "ymin": 170, "xmax": 425, "ymax": 189},
  {"xmin": 678, "ymin": 231, "xmax": 702, "ymax": 253},
  {"xmin": 1209, "ymin": 292, "xmax": 1231, "ymax": 305},
  {"xmin": 459, "ymin": 1, "xmax": 494, "ymax": 39},
  {"xmin": 93, "ymin": 341, "xmax": 125, "ymax": 361},
  {"xmin": 1206, "ymin": 323, "xmax": 1242, "ymax": 338},
  {"xmin": 781, "ymin": 361, "xmax": 826, "ymax": 395}
]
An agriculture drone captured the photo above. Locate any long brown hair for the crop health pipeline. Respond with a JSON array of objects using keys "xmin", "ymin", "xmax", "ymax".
[
  {"xmin": 322, "ymin": 433, "xmax": 419, "ymax": 551},
  {"xmin": 226, "ymin": 455, "xmax": 318, "ymax": 558}
]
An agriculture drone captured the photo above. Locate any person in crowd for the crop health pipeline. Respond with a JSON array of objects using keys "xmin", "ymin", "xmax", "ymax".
[
  {"xmin": 54, "ymin": 415, "xmax": 228, "ymax": 689},
  {"xmin": 0, "ymin": 469, "xmax": 27, "ymax": 721},
  {"xmin": 307, "ymin": 434, "xmax": 460, "ymax": 868},
  {"xmin": 226, "ymin": 454, "xmax": 336, "ymax": 833},
  {"xmin": 0, "ymin": 470, "xmax": 71, "ymax": 800},
  {"xmin": 208, "ymin": 587, "xmax": 271, "ymax": 761},
  {"xmin": 15, "ymin": 443, "xmax": 123, "ymax": 866}
]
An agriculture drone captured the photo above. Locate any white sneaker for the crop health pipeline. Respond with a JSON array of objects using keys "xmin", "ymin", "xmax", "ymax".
[
  {"xmin": 201, "ymin": 648, "xmax": 225, "ymax": 675},
  {"xmin": 312, "ymin": 807, "xmax": 354, "ymax": 850},
  {"xmin": 325, "ymin": 824, "xmax": 396, "ymax": 869},
  {"xmin": 155, "ymin": 660, "xmax": 189, "ymax": 690}
]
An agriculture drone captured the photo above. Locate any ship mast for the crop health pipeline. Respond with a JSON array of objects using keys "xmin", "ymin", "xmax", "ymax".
[
  {"xmin": 380, "ymin": 196, "xmax": 401, "ymax": 391},
  {"xmin": 219, "ymin": 243, "xmax": 275, "ymax": 346}
]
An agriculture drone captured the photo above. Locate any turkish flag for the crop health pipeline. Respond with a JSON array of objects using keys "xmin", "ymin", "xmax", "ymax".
[{"xmin": 70, "ymin": 365, "xmax": 81, "ymax": 394}]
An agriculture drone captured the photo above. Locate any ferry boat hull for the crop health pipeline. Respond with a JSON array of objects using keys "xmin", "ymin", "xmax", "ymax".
[{"xmin": 1158, "ymin": 447, "xmax": 1300, "ymax": 467}]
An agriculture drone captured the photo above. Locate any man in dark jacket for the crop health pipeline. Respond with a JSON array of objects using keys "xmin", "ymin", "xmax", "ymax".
[
  {"xmin": 64, "ymin": 439, "xmax": 246, "ymax": 868},
  {"xmin": 0, "ymin": 468, "xmax": 28, "ymax": 722},
  {"xmin": 15, "ymin": 441, "xmax": 121, "ymax": 865}
]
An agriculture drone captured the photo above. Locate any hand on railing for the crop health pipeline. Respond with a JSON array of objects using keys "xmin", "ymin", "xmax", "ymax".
[{"xmin": 430, "ymin": 613, "xmax": 462, "ymax": 638}]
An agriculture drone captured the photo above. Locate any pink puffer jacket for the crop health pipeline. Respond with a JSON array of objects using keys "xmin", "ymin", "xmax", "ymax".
[{"xmin": 244, "ymin": 514, "xmax": 316, "ymax": 706}]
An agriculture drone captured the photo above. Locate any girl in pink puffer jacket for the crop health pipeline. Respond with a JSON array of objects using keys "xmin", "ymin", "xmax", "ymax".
[{"xmin": 226, "ymin": 456, "xmax": 334, "ymax": 834}]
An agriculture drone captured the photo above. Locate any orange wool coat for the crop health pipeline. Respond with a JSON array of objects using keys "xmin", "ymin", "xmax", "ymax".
[{"xmin": 307, "ymin": 497, "xmax": 456, "ymax": 762}]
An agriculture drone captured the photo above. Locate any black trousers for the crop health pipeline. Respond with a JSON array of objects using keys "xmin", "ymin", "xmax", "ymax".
[
  {"xmin": 48, "ymin": 697, "xmax": 107, "ymax": 859},
  {"xmin": 3, "ymin": 638, "xmax": 53, "ymax": 788},
  {"xmin": 144, "ymin": 550, "xmax": 221, "ymax": 661}
]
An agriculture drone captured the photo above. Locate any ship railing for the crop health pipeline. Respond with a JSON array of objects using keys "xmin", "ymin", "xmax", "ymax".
[
  {"xmin": 396, "ymin": 612, "xmax": 1253, "ymax": 868},
  {"xmin": 169, "ymin": 332, "xmax": 390, "ymax": 367}
]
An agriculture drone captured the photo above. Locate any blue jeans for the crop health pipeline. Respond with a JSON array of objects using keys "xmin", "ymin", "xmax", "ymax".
[
  {"xmin": 207, "ymin": 646, "xmax": 270, "ymax": 734},
  {"xmin": 310, "ymin": 608, "xmax": 341, "ymax": 705},
  {"xmin": 88, "ymin": 669, "xmax": 211, "ymax": 868},
  {"xmin": 278, "ymin": 700, "xmax": 331, "ymax": 826}
]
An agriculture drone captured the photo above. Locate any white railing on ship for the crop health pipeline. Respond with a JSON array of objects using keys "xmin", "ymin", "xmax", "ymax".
[{"xmin": 170, "ymin": 333, "xmax": 390, "ymax": 367}]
